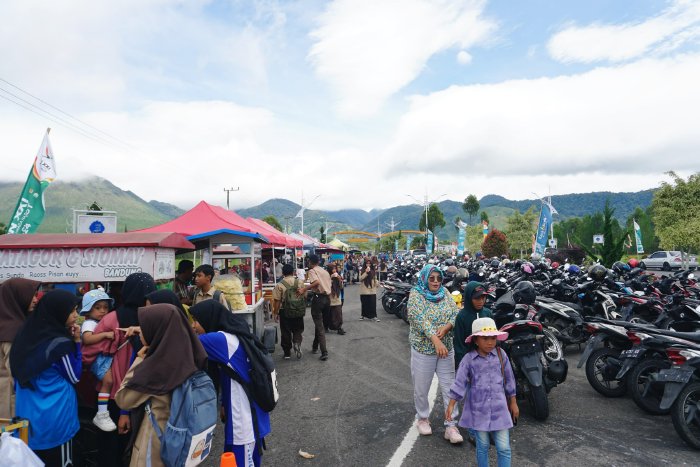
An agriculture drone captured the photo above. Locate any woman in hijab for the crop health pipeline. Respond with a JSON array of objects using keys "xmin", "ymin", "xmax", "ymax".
[
  {"xmin": 190, "ymin": 300, "xmax": 271, "ymax": 467},
  {"xmin": 359, "ymin": 260, "xmax": 379, "ymax": 321},
  {"xmin": 145, "ymin": 289, "xmax": 191, "ymax": 322},
  {"xmin": 0, "ymin": 278, "xmax": 41, "ymax": 418},
  {"xmin": 407, "ymin": 264, "xmax": 462, "ymax": 444},
  {"xmin": 453, "ymin": 282, "xmax": 493, "ymax": 369},
  {"xmin": 11, "ymin": 289, "xmax": 81, "ymax": 466},
  {"xmin": 82, "ymin": 272, "xmax": 155, "ymax": 457},
  {"xmin": 116, "ymin": 304, "xmax": 207, "ymax": 467}
]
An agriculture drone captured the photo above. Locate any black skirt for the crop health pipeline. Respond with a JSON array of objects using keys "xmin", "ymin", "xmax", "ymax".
[{"xmin": 360, "ymin": 294, "xmax": 377, "ymax": 318}]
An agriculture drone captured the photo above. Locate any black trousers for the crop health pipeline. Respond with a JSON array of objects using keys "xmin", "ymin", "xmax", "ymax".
[
  {"xmin": 35, "ymin": 438, "xmax": 74, "ymax": 467},
  {"xmin": 361, "ymin": 294, "xmax": 377, "ymax": 318},
  {"xmin": 310, "ymin": 294, "xmax": 330, "ymax": 353},
  {"xmin": 280, "ymin": 314, "xmax": 304, "ymax": 353}
]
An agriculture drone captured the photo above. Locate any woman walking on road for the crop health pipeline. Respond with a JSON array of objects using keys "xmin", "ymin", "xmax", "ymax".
[
  {"xmin": 359, "ymin": 260, "xmax": 379, "ymax": 321},
  {"xmin": 407, "ymin": 264, "xmax": 462, "ymax": 443}
]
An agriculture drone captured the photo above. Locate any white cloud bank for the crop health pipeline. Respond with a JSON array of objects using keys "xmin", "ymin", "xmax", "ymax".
[
  {"xmin": 308, "ymin": 0, "xmax": 495, "ymax": 117},
  {"xmin": 385, "ymin": 53, "xmax": 700, "ymax": 177},
  {"xmin": 548, "ymin": 0, "xmax": 700, "ymax": 63}
]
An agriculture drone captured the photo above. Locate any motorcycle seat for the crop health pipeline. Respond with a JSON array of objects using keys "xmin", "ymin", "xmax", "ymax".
[{"xmin": 644, "ymin": 328, "xmax": 700, "ymax": 344}]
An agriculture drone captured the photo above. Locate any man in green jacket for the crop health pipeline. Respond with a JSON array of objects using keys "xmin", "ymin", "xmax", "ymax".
[{"xmin": 453, "ymin": 281, "xmax": 493, "ymax": 369}]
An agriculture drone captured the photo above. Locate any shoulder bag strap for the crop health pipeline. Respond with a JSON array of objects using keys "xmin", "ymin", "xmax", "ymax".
[
  {"xmin": 144, "ymin": 400, "xmax": 164, "ymax": 441},
  {"xmin": 496, "ymin": 347, "xmax": 506, "ymax": 393}
]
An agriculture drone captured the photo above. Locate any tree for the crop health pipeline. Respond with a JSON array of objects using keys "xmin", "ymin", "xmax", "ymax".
[
  {"xmin": 652, "ymin": 172, "xmax": 700, "ymax": 267},
  {"xmin": 0, "ymin": 222, "xmax": 6, "ymax": 235},
  {"xmin": 482, "ymin": 229, "xmax": 509, "ymax": 258},
  {"xmin": 87, "ymin": 201, "xmax": 103, "ymax": 216},
  {"xmin": 465, "ymin": 225, "xmax": 484, "ymax": 255},
  {"xmin": 462, "ymin": 195, "xmax": 480, "ymax": 225},
  {"xmin": 599, "ymin": 200, "xmax": 628, "ymax": 267},
  {"xmin": 262, "ymin": 215, "xmax": 283, "ymax": 232},
  {"xmin": 505, "ymin": 207, "xmax": 538, "ymax": 258},
  {"xmin": 410, "ymin": 236, "xmax": 423, "ymax": 249},
  {"xmin": 480, "ymin": 211, "xmax": 489, "ymax": 223},
  {"xmin": 418, "ymin": 203, "xmax": 446, "ymax": 232}
]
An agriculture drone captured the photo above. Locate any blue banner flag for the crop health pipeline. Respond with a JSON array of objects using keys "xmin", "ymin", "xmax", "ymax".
[
  {"xmin": 406, "ymin": 235, "xmax": 413, "ymax": 250},
  {"xmin": 457, "ymin": 225, "xmax": 465, "ymax": 255},
  {"xmin": 394, "ymin": 238, "xmax": 399, "ymax": 252},
  {"xmin": 534, "ymin": 202, "xmax": 553, "ymax": 256},
  {"xmin": 426, "ymin": 230, "xmax": 434, "ymax": 254},
  {"xmin": 633, "ymin": 220, "xmax": 644, "ymax": 254}
]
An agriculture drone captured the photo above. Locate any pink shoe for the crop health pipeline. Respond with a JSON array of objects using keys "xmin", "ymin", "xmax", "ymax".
[
  {"xmin": 416, "ymin": 418, "xmax": 432, "ymax": 436},
  {"xmin": 444, "ymin": 426, "xmax": 464, "ymax": 444}
]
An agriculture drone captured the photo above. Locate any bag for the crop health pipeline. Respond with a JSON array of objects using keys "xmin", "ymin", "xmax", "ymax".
[
  {"xmin": 146, "ymin": 370, "xmax": 218, "ymax": 467},
  {"xmin": 280, "ymin": 278, "xmax": 306, "ymax": 318},
  {"xmin": 212, "ymin": 290, "xmax": 232, "ymax": 311},
  {"xmin": 0, "ymin": 433, "xmax": 43, "ymax": 467}
]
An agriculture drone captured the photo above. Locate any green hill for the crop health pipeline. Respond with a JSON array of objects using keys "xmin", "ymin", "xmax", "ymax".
[{"xmin": 0, "ymin": 177, "xmax": 183, "ymax": 233}]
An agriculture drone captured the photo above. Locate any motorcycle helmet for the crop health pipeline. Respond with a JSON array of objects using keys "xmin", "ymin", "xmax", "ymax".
[
  {"xmin": 567, "ymin": 264, "xmax": 580, "ymax": 275},
  {"xmin": 551, "ymin": 261, "xmax": 560, "ymax": 269},
  {"xmin": 445, "ymin": 258, "xmax": 454, "ymax": 266},
  {"xmin": 628, "ymin": 258, "xmax": 639, "ymax": 268},
  {"xmin": 538, "ymin": 262, "xmax": 549, "ymax": 271},
  {"xmin": 588, "ymin": 264, "xmax": 608, "ymax": 282},
  {"xmin": 612, "ymin": 261, "xmax": 630, "ymax": 274},
  {"xmin": 547, "ymin": 359, "xmax": 568, "ymax": 384},
  {"xmin": 521, "ymin": 262, "xmax": 534, "ymax": 275},
  {"xmin": 490, "ymin": 259, "xmax": 500, "ymax": 268},
  {"xmin": 512, "ymin": 281, "xmax": 537, "ymax": 305}
]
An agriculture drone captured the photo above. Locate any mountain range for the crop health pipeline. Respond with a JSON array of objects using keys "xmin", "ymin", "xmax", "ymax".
[{"xmin": 0, "ymin": 176, "xmax": 655, "ymax": 242}]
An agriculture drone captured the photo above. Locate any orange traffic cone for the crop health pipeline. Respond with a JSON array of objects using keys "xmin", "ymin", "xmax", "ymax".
[{"xmin": 220, "ymin": 452, "xmax": 237, "ymax": 467}]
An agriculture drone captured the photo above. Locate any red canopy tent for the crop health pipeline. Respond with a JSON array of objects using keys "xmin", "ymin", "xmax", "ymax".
[{"xmin": 246, "ymin": 218, "xmax": 302, "ymax": 248}]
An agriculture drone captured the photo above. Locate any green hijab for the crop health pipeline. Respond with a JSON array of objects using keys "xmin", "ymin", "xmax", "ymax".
[{"xmin": 453, "ymin": 281, "xmax": 493, "ymax": 367}]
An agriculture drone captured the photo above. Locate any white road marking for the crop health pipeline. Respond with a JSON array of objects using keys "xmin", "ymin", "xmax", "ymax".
[{"xmin": 386, "ymin": 375, "xmax": 439, "ymax": 467}]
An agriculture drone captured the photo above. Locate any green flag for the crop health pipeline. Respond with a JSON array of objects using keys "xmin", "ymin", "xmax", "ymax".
[{"xmin": 7, "ymin": 130, "xmax": 57, "ymax": 234}]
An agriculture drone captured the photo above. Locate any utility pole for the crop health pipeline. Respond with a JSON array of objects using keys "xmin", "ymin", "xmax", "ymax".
[
  {"xmin": 223, "ymin": 187, "xmax": 239, "ymax": 210},
  {"xmin": 385, "ymin": 217, "xmax": 400, "ymax": 233}
]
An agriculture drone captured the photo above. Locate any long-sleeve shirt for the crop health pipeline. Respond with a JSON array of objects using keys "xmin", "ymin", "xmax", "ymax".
[
  {"xmin": 15, "ymin": 344, "xmax": 82, "ymax": 450},
  {"xmin": 449, "ymin": 348, "xmax": 516, "ymax": 432},
  {"xmin": 407, "ymin": 290, "xmax": 459, "ymax": 355}
]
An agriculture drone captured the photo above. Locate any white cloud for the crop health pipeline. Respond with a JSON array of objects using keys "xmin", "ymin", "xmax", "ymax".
[
  {"xmin": 384, "ymin": 53, "xmax": 700, "ymax": 179},
  {"xmin": 547, "ymin": 0, "xmax": 700, "ymax": 63},
  {"xmin": 308, "ymin": 0, "xmax": 496, "ymax": 117},
  {"xmin": 457, "ymin": 50, "xmax": 473, "ymax": 65}
]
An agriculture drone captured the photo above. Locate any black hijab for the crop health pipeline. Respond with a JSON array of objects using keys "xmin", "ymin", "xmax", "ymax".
[
  {"xmin": 0, "ymin": 278, "xmax": 41, "ymax": 342},
  {"xmin": 124, "ymin": 304, "xmax": 207, "ymax": 395},
  {"xmin": 10, "ymin": 289, "xmax": 78, "ymax": 389},
  {"xmin": 117, "ymin": 273, "xmax": 156, "ymax": 350},
  {"xmin": 146, "ymin": 289, "xmax": 187, "ymax": 319},
  {"xmin": 190, "ymin": 300, "xmax": 252, "ymax": 338}
]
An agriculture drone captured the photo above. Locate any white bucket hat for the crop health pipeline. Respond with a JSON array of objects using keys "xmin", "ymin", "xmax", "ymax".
[{"xmin": 466, "ymin": 317, "xmax": 508, "ymax": 343}]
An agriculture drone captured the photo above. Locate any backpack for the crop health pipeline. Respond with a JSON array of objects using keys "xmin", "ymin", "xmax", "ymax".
[
  {"xmin": 280, "ymin": 278, "xmax": 306, "ymax": 318},
  {"xmin": 146, "ymin": 370, "xmax": 218, "ymax": 467}
]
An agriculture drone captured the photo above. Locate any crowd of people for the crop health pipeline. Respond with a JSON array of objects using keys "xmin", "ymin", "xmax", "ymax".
[
  {"xmin": 0, "ymin": 266, "xmax": 270, "ymax": 467},
  {"xmin": 0, "ymin": 252, "xmax": 519, "ymax": 467}
]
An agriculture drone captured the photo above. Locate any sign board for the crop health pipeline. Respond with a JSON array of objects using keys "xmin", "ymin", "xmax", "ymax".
[
  {"xmin": 593, "ymin": 234, "xmax": 604, "ymax": 245},
  {"xmin": 0, "ymin": 247, "xmax": 175, "ymax": 283},
  {"xmin": 76, "ymin": 214, "xmax": 118, "ymax": 234},
  {"xmin": 548, "ymin": 238, "xmax": 557, "ymax": 248}
]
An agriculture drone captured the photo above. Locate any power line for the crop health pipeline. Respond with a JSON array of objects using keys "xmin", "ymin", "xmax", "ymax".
[{"xmin": 0, "ymin": 76, "xmax": 135, "ymax": 150}]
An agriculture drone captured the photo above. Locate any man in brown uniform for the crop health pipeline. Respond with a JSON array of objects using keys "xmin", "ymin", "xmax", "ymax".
[
  {"xmin": 298, "ymin": 254, "xmax": 331, "ymax": 361},
  {"xmin": 272, "ymin": 264, "xmax": 305, "ymax": 360}
]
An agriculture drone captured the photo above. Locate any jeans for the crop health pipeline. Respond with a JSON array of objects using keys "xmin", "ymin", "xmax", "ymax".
[{"xmin": 475, "ymin": 429, "xmax": 511, "ymax": 467}]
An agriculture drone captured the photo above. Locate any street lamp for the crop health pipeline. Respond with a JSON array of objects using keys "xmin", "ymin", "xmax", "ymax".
[{"xmin": 406, "ymin": 192, "xmax": 447, "ymax": 233}]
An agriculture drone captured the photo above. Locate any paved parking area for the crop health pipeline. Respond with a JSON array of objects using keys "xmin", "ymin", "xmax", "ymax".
[{"xmin": 204, "ymin": 285, "xmax": 698, "ymax": 466}]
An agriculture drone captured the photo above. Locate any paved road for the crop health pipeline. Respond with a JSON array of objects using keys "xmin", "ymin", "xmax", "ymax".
[{"xmin": 205, "ymin": 285, "xmax": 698, "ymax": 466}]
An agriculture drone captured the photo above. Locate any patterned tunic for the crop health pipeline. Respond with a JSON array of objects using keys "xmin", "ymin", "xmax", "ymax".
[{"xmin": 407, "ymin": 290, "xmax": 459, "ymax": 355}]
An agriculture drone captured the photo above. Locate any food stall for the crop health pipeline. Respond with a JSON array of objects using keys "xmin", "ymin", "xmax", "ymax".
[{"xmin": 0, "ymin": 232, "xmax": 194, "ymax": 289}]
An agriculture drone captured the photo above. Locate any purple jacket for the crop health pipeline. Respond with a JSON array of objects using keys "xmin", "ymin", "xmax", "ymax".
[{"xmin": 449, "ymin": 348, "xmax": 516, "ymax": 432}]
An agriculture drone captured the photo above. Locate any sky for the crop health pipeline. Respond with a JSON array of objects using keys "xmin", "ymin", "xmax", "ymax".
[{"xmin": 1, "ymin": 0, "xmax": 698, "ymax": 212}]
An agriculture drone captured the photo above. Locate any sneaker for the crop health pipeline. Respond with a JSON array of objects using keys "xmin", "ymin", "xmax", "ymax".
[
  {"xmin": 444, "ymin": 426, "xmax": 464, "ymax": 444},
  {"xmin": 311, "ymin": 348, "xmax": 319, "ymax": 354},
  {"xmin": 320, "ymin": 352, "xmax": 329, "ymax": 361},
  {"xmin": 93, "ymin": 411, "xmax": 117, "ymax": 432},
  {"xmin": 359, "ymin": 316, "xmax": 365, "ymax": 320},
  {"xmin": 374, "ymin": 317, "xmax": 381, "ymax": 322},
  {"xmin": 416, "ymin": 419, "xmax": 432, "ymax": 436},
  {"xmin": 337, "ymin": 328, "xmax": 346, "ymax": 335},
  {"xmin": 293, "ymin": 343, "xmax": 303, "ymax": 359},
  {"xmin": 283, "ymin": 353, "xmax": 291, "ymax": 360}
]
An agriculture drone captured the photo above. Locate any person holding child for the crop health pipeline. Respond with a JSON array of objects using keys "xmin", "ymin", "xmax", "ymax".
[
  {"xmin": 446, "ymin": 317, "xmax": 519, "ymax": 467},
  {"xmin": 80, "ymin": 289, "xmax": 117, "ymax": 432}
]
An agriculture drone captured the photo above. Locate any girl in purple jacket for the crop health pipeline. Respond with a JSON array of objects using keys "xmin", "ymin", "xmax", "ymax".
[{"xmin": 446, "ymin": 317, "xmax": 519, "ymax": 467}]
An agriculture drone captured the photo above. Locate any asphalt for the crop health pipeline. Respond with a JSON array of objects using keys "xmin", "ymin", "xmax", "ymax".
[{"xmin": 203, "ymin": 284, "xmax": 699, "ymax": 467}]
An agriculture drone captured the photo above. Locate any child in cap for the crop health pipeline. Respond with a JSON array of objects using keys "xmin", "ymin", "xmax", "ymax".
[
  {"xmin": 80, "ymin": 289, "xmax": 117, "ymax": 432},
  {"xmin": 445, "ymin": 317, "xmax": 519, "ymax": 467}
]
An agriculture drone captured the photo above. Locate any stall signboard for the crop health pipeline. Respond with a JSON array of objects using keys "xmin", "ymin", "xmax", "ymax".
[
  {"xmin": 76, "ymin": 214, "xmax": 118, "ymax": 234},
  {"xmin": 0, "ymin": 246, "xmax": 175, "ymax": 283}
]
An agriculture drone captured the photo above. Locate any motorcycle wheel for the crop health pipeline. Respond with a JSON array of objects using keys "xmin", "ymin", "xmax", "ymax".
[
  {"xmin": 399, "ymin": 305, "xmax": 409, "ymax": 324},
  {"xmin": 529, "ymin": 384, "xmax": 549, "ymax": 421},
  {"xmin": 585, "ymin": 347, "xmax": 627, "ymax": 397},
  {"xmin": 542, "ymin": 328, "xmax": 564, "ymax": 362},
  {"xmin": 628, "ymin": 358, "xmax": 672, "ymax": 415},
  {"xmin": 381, "ymin": 294, "xmax": 394, "ymax": 314},
  {"xmin": 671, "ymin": 382, "xmax": 700, "ymax": 450}
]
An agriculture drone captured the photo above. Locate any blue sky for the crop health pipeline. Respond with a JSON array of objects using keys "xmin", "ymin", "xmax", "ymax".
[{"xmin": 0, "ymin": 0, "xmax": 698, "ymax": 211}]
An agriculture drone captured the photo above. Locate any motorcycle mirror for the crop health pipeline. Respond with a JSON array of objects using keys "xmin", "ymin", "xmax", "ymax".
[
  {"xmin": 451, "ymin": 290, "xmax": 460, "ymax": 296},
  {"xmin": 689, "ymin": 273, "xmax": 695, "ymax": 280}
]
